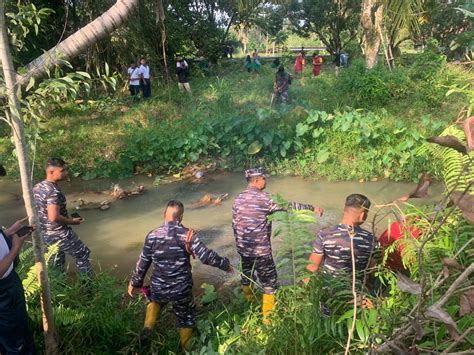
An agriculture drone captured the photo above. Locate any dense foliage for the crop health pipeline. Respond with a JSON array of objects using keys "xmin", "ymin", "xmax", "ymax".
[{"xmin": 1, "ymin": 51, "xmax": 470, "ymax": 183}]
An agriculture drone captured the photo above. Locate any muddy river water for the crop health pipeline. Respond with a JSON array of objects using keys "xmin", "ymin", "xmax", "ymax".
[{"xmin": 0, "ymin": 172, "xmax": 442, "ymax": 288}]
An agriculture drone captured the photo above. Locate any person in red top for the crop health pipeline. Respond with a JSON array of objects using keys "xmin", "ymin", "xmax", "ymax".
[
  {"xmin": 294, "ymin": 52, "xmax": 304, "ymax": 76},
  {"xmin": 312, "ymin": 51, "xmax": 323, "ymax": 77},
  {"xmin": 378, "ymin": 219, "xmax": 422, "ymax": 273}
]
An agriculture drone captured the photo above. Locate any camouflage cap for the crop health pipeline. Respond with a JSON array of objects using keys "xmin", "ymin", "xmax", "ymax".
[{"xmin": 245, "ymin": 167, "xmax": 269, "ymax": 179}]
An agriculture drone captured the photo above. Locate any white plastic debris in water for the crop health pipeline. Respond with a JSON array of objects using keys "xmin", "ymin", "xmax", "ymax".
[{"xmin": 195, "ymin": 171, "xmax": 204, "ymax": 179}]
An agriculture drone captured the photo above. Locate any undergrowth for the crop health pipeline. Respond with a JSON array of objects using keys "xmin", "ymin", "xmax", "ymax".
[{"xmin": 0, "ymin": 51, "xmax": 472, "ymax": 182}]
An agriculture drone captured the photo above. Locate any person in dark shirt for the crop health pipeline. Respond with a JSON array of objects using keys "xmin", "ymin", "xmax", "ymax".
[
  {"xmin": 233, "ymin": 167, "xmax": 323, "ymax": 324},
  {"xmin": 128, "ymin": 200, "xmax": 232, "ymax": 350},
  {"xmin": 0, "ymin": 218, "xmax": 35, "ymax": 355},
  {"xmin": 176, "ymin": 56, "xmax": 191, "ymax": 92},
  {"xmin": 33, "ymin": 158, "xmax": 93, "ymax": 275},
  {"xmin": 274, "ymin": 66, "xmax": 292, "ymax": 104},
  {"xmin": 272, "ymin": 57, "xmax": 280, "ymax": 69},
  {"xmin": 306, "ymin": 194, "xmax": 380, "ymax": 281},
  {"xmin": 245, "ymin": 54, "xmax": 252, "ymax": 73}
]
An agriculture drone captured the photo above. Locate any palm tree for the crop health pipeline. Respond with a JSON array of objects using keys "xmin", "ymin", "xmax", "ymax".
[
  {"xmin": 361, "ymin": 0, "xmax": 424, "ymax": 69},
  {"xmin": 17, "ymin": 0, "xmax": 139, "ymax": 86}
]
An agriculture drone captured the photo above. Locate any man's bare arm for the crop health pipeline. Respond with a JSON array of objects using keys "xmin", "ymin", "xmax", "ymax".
[
  {"xmin": 307, "ymin": 253, "xmax": 324, "ymax": 274},
  {"xmin": 47, "ymin": 204, "xmax": 82, "ymax": 225}
]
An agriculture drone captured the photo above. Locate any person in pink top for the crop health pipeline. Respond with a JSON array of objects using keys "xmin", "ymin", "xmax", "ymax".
[{"xmin": 294, "ymin": 52, "xmax": 304, "ymax": 76}]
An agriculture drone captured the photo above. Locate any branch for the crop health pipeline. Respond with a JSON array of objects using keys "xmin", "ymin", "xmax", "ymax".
[
  {"xmin": 442, "ymin": 327, "xmax": 474, "ymax": 354},
  {"xmin": 436, "ymin": 263, "xmax": 474, "ymax": 308},
  {"xmin": 15, "ymin": 0, "xmax": 139, "ymax": 87},
  {"xmin": 344, "ymin": 227, "xmax": 358, "ymax": 355}
]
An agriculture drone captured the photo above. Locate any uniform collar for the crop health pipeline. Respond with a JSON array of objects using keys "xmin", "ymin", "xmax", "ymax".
[
  {"xmin": 247, "ymin": 185, "xmax": 263, "ymax": 192},
  {"xmin": 164, "ymin": 220, "xmax": 181, "ymax": 227}
]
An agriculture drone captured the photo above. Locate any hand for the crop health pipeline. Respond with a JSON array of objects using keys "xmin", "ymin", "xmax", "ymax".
[
  {"xmin": 11, "ymin": 233, "xmax": 28, "ymax": 252},
  {"xmin": 128, "ymin": 282, "xmax": 137, "ymax": 298},
  {"xmin": 71, "ymin": 217, "xmax": 84, "ymax": 225},
  {"xmin": 302, "ymin": 277, "xmax": 311, "ymax": 285},
  {"xmin": 5, "ymin": 216, "xmax": 28, "ymax": 237},
  {"xmin": 314, "ymin": 207, "xmax": 324, "ymax": 217},
  {"xmin": 226, "ymin": 264, "xmax": 234, "ymax": 274}
]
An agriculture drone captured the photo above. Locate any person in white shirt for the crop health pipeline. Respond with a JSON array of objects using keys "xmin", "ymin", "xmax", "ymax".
[
  {"xmin": 0, "ymin": 218, "xmax": 35, "ymax": 354},
  {"xmin": 139, "ymin": 57, "xmax": 151, "ymax": 98},
  {"xmin": 127, "ymin": 61, "xmax": 141, "ymax": 96}
]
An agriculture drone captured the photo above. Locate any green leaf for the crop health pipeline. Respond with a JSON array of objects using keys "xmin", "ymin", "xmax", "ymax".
[
  {"xmin": 25, "ymin": 77, "xmax": 35, "ymax": 92},
  {"xmin": 316, "ymin": 149, "xmax": 330, "ymax": 164},
  {"xmin": 76, "ymin": 71, "xmax": 91, "ymax": 80},
  {"xmin": 296, "ymin": 123, "xmax": 309, "ymax": 137},
  {"xmin": 247, "ymin": 141, "xmax": 262, "ymax": 155},
  {"xmin": 201, "ymin": 283, "xmax": 218, "ymax": 304}
]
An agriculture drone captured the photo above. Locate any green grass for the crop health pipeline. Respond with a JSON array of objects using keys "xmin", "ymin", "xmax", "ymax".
[{"xmin": 0, "ymin": 54, "xmax": 471, "ymax": 182}]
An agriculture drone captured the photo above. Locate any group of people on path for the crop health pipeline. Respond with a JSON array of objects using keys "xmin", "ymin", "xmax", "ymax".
[
  {"xmin": 294, "ymin": 48, "xmax": 347, "ymax": 77},
  {"xmin": 127, "ymin": 57, "xmax": 151, "ymax": 98},
  {"xmin": 244, "ymin": 49, "xmax": 262, "ymax": 73},
  {"xmin": 128, "ymin": 56, "xmax": 192, "ymax": 97},
  {"xmin": 274, "ymin": 49, "xmax": 349, "ymax": 104},
  {"xmin": 127, "ymin": 47, "xmax": 347, "ymax": 102}
]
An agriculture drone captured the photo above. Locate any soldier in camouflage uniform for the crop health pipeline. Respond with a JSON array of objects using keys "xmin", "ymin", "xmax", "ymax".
[
  {"xmin": 273, "ymin": 66, "xmax": 292, "ymax": 104},
  {"xmin": 128, "ymin": 200, "xmax": 232, "ymax": 350},
  {"xmin": 33, "ymin": 158, "xmax": 93, "ymax": 275},
  {"xmin": 306, "ymin": 194, "xmax": 380, "ymax": 280},
  {"xmin": 233, "ymin": 167, "xmax": 323, "ymax": 324}
]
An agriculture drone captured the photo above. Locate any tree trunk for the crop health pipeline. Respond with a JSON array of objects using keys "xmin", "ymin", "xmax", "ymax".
[
  {"xmin": 16, "ymin": 0, "xmax": 140, "ymax": 87},
  {"xmin": 0, "ymin": 2, "xmax": 58, "ymax": 354},
  {"xmin": 155, "ymin": 0, "xmax": 169, "ymax": 82},
  {"xmin": 361, "ymin": 0, "xmax": 384, "ymax": 69},
  {"xmin": 220, "ymin": 11, "xmax": 236, "ymax": 48}
]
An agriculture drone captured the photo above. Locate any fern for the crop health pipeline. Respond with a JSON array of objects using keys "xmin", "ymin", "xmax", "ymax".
[
  {"xmin": 269, "ymin": 193, "xmax": 316, "ymax": 285},
  {"xmin": 54, "ymin": 304, "xmax": 85, "ymax": 326},
  {"xmin": 424, "ymin": 125, "xmax": 474, "ymax": 196},
  {"xmin": 20, "ymin": 242, "xmax": 60, "ymax": 301}
]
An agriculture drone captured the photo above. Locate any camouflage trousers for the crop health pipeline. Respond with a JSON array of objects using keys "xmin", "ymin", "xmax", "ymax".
[
  {"xmin": 240, "ymin": 254, "xmax": 278, "ymax": 294},
  {"xmin": 274, "ymin": 90, "xmax": 289, "ymax": 104},
  {"xmin": 152, "ymin": 293, "xmax": 195, "ymax": 328},
  {"xmin": 44, "ymin": 230, "xmax": 93, "ymax": 275}
]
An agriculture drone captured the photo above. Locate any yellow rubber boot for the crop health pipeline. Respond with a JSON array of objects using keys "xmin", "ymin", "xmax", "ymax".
[
  {"xmin": 242, "ymin": 285, "xmax": 253, "ymax": 301},
  {"xmin": 262, "ymin": 293, "xmax": 276, "ymax": 325},
  {"xmin": 179, "ymin": 327, "xmax": 193, "ymax": 350},
  {"xmin": 143, "ymin": 302, "xmax": 160, "ymax": 330}
]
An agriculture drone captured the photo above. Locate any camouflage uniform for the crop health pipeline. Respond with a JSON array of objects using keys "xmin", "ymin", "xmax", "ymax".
[
  {"xmin": 130, "ymin": 221, "xmax": 230, "ymax": 328},
  {"xmin": 312, "ymin": 224, "xmax": 380, "ymax": 278},
  {"xmin": 33, "ymin": 180, "xmax": 93, "ymax": 274},
  {"xmin": 233, "ymin": 184, "xmax": 314, "ymax": 294},
  {"xmin": 274, "ymin": 71, "xmax": 291, "ymax": 104}
]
